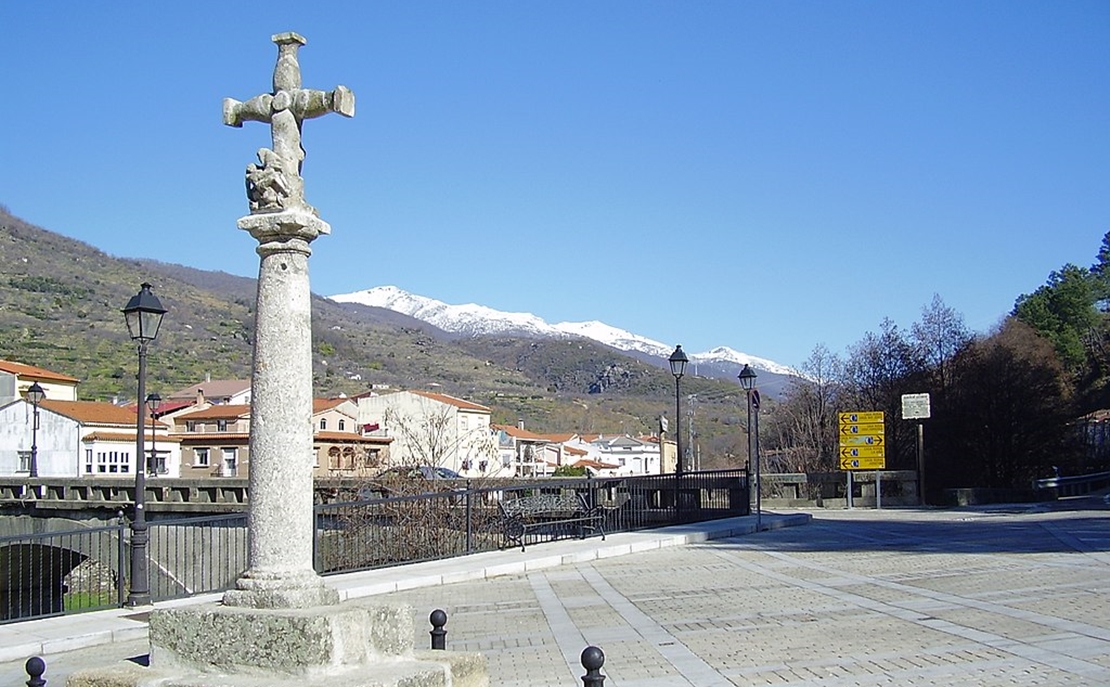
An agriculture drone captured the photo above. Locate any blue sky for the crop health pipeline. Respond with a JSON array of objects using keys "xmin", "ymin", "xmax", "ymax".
[{"xmin": 2, "ymin": 1, "xmax": 1107, "ymax": 370}]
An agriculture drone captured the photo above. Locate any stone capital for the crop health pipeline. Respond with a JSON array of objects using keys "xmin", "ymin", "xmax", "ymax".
[{"xmin": 237, "ymin": 210, "xmax": 331, "ymax": 252}]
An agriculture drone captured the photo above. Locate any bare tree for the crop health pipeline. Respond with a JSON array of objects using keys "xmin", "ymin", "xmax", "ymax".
[
  {"xmin": 935, "ymin": 318, "xmax": 1080, "ymax": 489},
  {"xmin": 383, "ymin": 401, "xmax": 496, "ymax": 470},
  {"xmin": 841, "ymin": 319, "xmax": 925, "ymax": 470},
  {"xmin": 912, "ymin": 294, "xmax": 972, "ymax": 394},
  {"xmin": 764, "ymin": 344, "xmax": 843, "ymax": 473}
]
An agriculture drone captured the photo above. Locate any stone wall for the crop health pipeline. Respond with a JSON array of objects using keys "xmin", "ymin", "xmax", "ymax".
[{"xmin": 761, "ymin": 471, "xmax": 919, "ymax": 508}]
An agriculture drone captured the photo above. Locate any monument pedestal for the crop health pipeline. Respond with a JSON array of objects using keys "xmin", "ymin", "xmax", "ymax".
[{"xmin": 67, "ymin": 600, "xmax": 488, "ymax": 687}]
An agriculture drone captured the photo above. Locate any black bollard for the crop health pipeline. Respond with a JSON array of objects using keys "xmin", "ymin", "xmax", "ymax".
[
  {"xmin": 25, "ymin": 656, "xmax": 46, "ymax": 687},
  {"xmin": 580, "ymin": 645, "xmax": 605, "ymax": 686},
  {"xmin": 429, "ymin": 608, "xmax": 447, "ymax": 650}
]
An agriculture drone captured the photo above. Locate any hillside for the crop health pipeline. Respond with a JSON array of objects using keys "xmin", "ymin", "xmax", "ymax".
[{"xmin": 0, "ymin": 207, "xmax": 754, "ymax": 465}]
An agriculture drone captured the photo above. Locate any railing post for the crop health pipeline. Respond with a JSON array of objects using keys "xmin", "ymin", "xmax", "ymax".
[
  {"xmin": 465, "ymin": 480, "xmax": 473, "ymax": 552},
  {"xmin": 312, "ymin": 502, "xmax": 319, "ymax": 573},
  {"xmin": 116, "ymin": 510, "xmax": 127, "ymax": 606},
  {"xmin": 580, "ymin": 645, "xmax": 605, "ymax": 686},
  {"xmin": 430, "ymin": 609, "xmax": 447, "ymax": 650},
  {"xmin": 25, "ymin": 656, "xmax": 46, "ymax": 687}
]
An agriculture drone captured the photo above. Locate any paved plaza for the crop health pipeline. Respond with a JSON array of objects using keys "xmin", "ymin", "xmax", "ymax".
[
  {"xmin": 3, "ymin": 500, "xmax": 1108, "ymax": 686},
  {"xmin": 378, "ymin": 503, "xmax": 1110, "ymax": 686}
]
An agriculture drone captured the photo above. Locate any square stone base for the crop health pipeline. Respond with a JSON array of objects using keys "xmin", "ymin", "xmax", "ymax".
[{"xmin": 66, "ymin": 600, "xmax": 488, "ymax": 687}]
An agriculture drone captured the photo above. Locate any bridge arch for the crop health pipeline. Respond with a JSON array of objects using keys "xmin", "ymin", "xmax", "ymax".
[{"xmin": 0, "ymin": 516, "xmax": 124, "ymax": 621}]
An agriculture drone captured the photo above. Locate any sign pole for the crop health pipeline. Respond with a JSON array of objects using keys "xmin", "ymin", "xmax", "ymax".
[
  {"xmin": 846, "ymin": 470, "xmax": 853, "ymax": 509},
  {"xmin": 876, "ymin": 470, "xmax": 882, "ymax": 509},
  {"xmin": 917, "ymin": 422, "xmax": 925, "ymax": 505},
  {"xmin": 901, "ymin": 393, "xmax": 931, "ymax": 506}
]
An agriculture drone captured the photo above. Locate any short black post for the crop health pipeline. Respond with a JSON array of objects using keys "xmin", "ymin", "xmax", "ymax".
[
  {"xmin": 430, "ymin": 609, "xmax": 447, "ymax": 650},
  {"xmin": 25, "ymin": 656, "xmax": 46, "ymax": 687},
  {"xmin": 581, "ymin": 645, "xmax": 605, "ymax": 686}
]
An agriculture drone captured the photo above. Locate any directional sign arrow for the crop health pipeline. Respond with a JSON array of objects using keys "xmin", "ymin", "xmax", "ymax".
[
  {"xmin": 840, "ymin": 456, "xmax": 885, "ymax": 470},
  {"xmin": 839, "ymin": 411, "xmax": 884, "ymax": 425},
  {"xmin": 839, "ymin": 445, "xmax": 885, "ymax": 459},
  {"xmin": 840, "ymin": 423, "xmax": 884, "ymax": 436},
  {"xmin": 841, "ymin": 434, "xmax": 884, "ymax": 446}
]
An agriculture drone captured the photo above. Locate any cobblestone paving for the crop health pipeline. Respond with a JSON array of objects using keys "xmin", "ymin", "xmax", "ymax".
[{"xmin": 377, "ymin": 505, "xmax": 1110, "ymax": 686}]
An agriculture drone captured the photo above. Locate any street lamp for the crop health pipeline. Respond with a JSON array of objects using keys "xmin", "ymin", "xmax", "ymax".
[
  {"xmin": 146, "ymin": 393, "xmax": 162, "ymax": 476},
  {"xmin": 738, "ymin": 364, "xmax": 759, "ymax": 529},
  {"xmin": 668, "ymin": 345, "xmax": 689, "ymax": 477},
  {"xmin": 26, "ymin": 382, "xmax": 46, "ymax": 479},
  {"xmin": 122, "ymin": 282, "xmax": 166, "ymax": 607}
]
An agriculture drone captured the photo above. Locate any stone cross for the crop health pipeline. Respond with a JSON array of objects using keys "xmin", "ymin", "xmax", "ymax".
[
  {"xmin": 221, "ymin": 32, "xmax": 353, "ymax": 610},
  {"xmin": 223, "ymin": 32, "xmax": 354, "ymax": 216}
]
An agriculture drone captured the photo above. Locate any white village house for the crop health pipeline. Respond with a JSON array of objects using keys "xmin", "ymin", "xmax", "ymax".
[
  {"xmin": 357, "ymin": 390, "xmax": 499, "ymax": 477},
  {"xmin": 0, "ymin": 398, "xmax": 179, "ymax": 478}
]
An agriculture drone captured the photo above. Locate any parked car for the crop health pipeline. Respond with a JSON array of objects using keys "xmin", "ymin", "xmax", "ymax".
[{"xmin": 378, "ymin": 465, "xmax": 461, "ymax": 480}]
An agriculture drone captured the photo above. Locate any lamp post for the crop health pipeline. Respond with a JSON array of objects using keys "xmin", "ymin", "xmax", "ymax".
[
  {"xmin": 26, "ymin": 382, "xmax": 46, "ymax": 479},
  {"xmin": 122, "ymin": 282, "xmax": 166, "ymax": 607},
  {"xmin": 668, "ymin": 345, "xmax": 689, "ymax": 477},
  {"xmin": 146, "ymin": 393, "xmax": 162, "ymax": 476},
  {"xmin": 738, "ymin": 364, "xmax": 759, "ymax": 529}
]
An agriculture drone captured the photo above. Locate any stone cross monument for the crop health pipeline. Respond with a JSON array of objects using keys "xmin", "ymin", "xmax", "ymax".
[
  {"xmin": 222, "ymin": 31, "xmax": 353, "ymax": 609},
  {"xmin": 68, "ymin": 33, "xmax": 488, "ymax": 687}
]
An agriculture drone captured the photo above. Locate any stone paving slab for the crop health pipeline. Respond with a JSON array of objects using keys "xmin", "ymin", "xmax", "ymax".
[
  {"xmin": 5, "ymin": 503, "xmax": 1110, "ymax": 686},
  {"xmin": 371, "ymin": 504, "xmax": 1110, "ymax": 686}
]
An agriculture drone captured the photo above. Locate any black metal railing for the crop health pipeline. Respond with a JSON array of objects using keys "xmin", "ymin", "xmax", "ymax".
[
  {"xmin": 314, "ymin": 469, "xmax": 750, "ymax": 575},
  {"xmin": 1, "ymin": 469, "xmax": 748, "ymax": 623}
]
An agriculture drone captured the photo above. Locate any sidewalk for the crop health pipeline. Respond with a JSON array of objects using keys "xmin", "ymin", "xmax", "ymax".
[{"xmin": 0, "ymin": 512, "xmax": 810, "ymax": 665}]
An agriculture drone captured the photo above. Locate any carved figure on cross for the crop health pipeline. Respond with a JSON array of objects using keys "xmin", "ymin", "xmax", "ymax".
[{"xmin": 223, "ymin": 32, "xmax": 355, "ymax": 215}]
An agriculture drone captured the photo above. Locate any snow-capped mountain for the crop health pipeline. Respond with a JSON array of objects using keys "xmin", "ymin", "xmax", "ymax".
[{"xmin": 328, "ymin": 285, "xmax": 797, "ymax": 377}]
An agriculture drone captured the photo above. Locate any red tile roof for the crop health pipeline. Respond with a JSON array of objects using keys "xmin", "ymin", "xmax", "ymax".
[
  {"xmin": 176, "ymin": 404, "xmax": 251, "ymax": 421},
  {"xmin": 40, "ymin": 400, "xmax": 156, "ymax": 427},
  {"xmin": 167, "ymin": 380, "xmax": 251, "ymax": 400},
  {"xmin": 313, "ymin": 398, "xmax": 351, "ymax": 413},
  {"xmin": 493, "ymin": 424, "xmax": 550, "ymax": 441},
  {"xmin": 410, "ymin": 390, "xmax": 490, "ymax": 413},
  {"xmin": 0, "ymin": 359, "xmax": 80, "ymax": 383},
  {"xmin": 314, "ymin": 431, "xmax": 392, "ymax": 444},
  {"xmin": 83, "ymin": 431, "xmax": 180, "ymax": 443}
]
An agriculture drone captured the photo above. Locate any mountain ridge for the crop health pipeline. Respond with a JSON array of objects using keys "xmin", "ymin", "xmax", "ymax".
[{"xmin": 329, "ymin": 285, "xmax": 797, "ymax": 377}]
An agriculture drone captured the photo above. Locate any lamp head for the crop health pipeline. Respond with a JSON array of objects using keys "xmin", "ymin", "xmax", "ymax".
[
  {"xmin": 738, "ymin": 364, "xmax": 757, "ymax": 390},
  {"xmin": 25, "ymin": 381, "xmax": 46, "ymax": 405},
  {"xmin": 668, "ymin": 345, "xmax": 689, "ymax": 379},
  {"xmin": 122, "ymin": 282, "xmax": 167, "ymax": 342}
]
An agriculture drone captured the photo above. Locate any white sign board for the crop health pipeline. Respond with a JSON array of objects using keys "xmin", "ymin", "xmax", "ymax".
[{"xmin": 902, "ymin": 393, "xmax": 931, "ymax": 420}]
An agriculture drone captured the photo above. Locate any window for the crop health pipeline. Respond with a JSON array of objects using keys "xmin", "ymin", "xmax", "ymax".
[
  {"xmin": 221, "ymin": 448, "xmax": 238, "ymax": 477},
  {"xmin": 85, "ymin": 449, "xmax": 93, "ymax": 474},
  {"xmin": 319, "ymin": 418, "xmax": 327, "ymax": 430},
  {"xmin": 195, "ymin": 448, "xmax": 209, "ymax": 467},
  {"xmin": 364, "ymin": 448, "xmax": 381, "ymax": 468},
  {"xmin": 185, "ymin": 420, "xmax": 196, "ymax": 432},
  {"xmin": 217, "ymin": 419, "xmax": 228, "ymax": 432},
  {"xmin": 150, "ymin": 451, "xmax": 167, "ymax": 475},
  {"xmin": 95, "ymin": 450, "xmax": 129, "ymax": 473},
  {"xmin": 17, "ymin": 451, "xmax": 30, "ymax": 473},
  {"xmin": 338, "ymin": 419, "xmax": 345, "ymax": 431}
]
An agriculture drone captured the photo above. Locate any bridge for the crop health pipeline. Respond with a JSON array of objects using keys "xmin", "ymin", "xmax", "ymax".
[{"xmin": 0, "ymin": 470, "xmax": 753, "ymax": 623}]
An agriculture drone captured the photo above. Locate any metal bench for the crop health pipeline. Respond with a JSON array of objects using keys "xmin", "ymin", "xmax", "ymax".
[{"xmin": 498, "ymin": 492, "xmax": 606, "ymax": 551}]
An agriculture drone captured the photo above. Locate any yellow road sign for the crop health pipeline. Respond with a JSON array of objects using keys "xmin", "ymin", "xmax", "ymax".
[
  {"xmin": 840, "ymin": 456, "xmax": 886, "ymax": 470},
  {"xmin": 840, "ymin": 423, "xmax": 884, "ymax": 436},
  {"xmin": 840, "ymin": 445, "xmax": 885, "ymax": 459},
  {"xmin": 841, "ymin": 434, "xmax": 884, "ymax": 446},
  {"xmin": 839, "ymin": 411, "xmax": 884, "ymax": 425}
]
